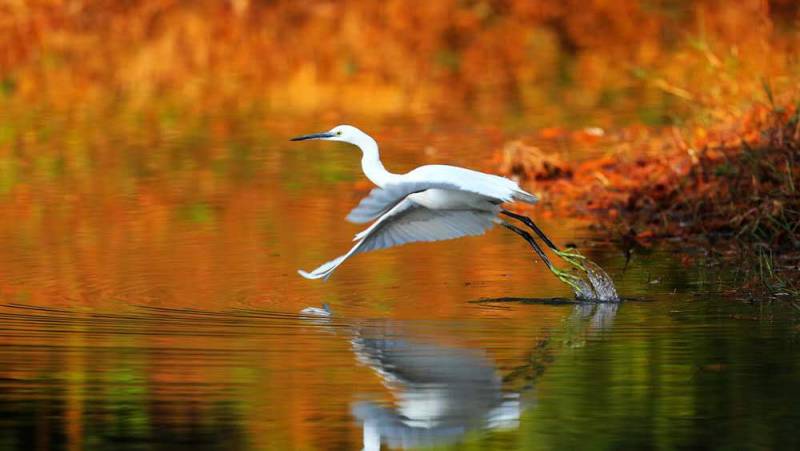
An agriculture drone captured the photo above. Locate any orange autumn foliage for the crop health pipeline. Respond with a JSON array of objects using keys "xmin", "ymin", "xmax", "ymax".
[
  {"xmin": 502, "ymin": 102, "xmax": 800, "ymax": 254},
  {"xmin": 0, "ymin": 0, "xmax": 796, "ymax": 121}
]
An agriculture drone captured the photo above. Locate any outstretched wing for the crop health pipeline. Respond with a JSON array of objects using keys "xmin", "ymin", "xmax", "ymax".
[
  {"xmin": 407, "ymin": 164, "xmax": 538, "ymax": 203},
  {"xmin": 356, "ymin": 206, "xmax": 496, "ymax": 253},
  {"xmin": 300, "ymin": 200, "xmax": 497, "ymax": 280},
  {"xmin": 347, "ymin": 181, "xmax": 460, "ymax": 224},
  {"xmin": 347, "ymin": 170, "xmax": 537, "ymax": 224}
]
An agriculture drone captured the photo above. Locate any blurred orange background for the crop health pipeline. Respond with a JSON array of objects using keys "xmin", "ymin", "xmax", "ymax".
[{"xmin": 2, "ymin": 0, "xmax": 797, "ymax": 123}]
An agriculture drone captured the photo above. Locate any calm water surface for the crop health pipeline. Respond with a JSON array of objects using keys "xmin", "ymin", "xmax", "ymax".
[{"xmin": 0, "ymin": 117, "xmax": 798, "ymax": 450}]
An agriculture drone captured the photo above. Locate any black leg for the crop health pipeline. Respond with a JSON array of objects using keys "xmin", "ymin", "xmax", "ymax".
[
  {"xmin": 501, "ymin": 210, "xmax": 559, "ymax": 251},
  {"xmin": 502, "ymin": 223, "xmax": 554, "ymax": 270}
]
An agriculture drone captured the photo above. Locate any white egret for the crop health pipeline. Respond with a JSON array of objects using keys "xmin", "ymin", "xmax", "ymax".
[{"xmin": 291, "ymin": 125, "xmax": 587, "ymax": 288}]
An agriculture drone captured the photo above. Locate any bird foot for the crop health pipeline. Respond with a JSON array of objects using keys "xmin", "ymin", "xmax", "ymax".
[{"xmin": 551, "ymin": 267, "xmax": 588, "ymax": 293}]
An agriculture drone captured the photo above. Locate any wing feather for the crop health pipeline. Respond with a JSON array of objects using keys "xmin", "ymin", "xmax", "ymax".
[
  {"xmin": 406, "ymin": 165, "xmax": 538, "ymax": 205},
  {"xmin": 347, "ymin": 174, "xmax": 536, "ymax": 225},
  {"xmin": 299, "ymin": 201, "xmax": 497, "ymax": 280},
  {"xmin": 358, "ymin": 208, "xmax": 494, "ymax": 254},
  {"xmin": 346, "ymin": 181, "xmax": 461, "ymax": 224}
]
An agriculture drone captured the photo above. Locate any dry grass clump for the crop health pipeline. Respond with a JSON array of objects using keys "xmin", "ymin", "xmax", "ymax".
[
  {"xmin": 497, "ymin": 140, "xmax": 572, "ymax": 181},
  {"xmin": 499, "ymin": 101, "xmax": 800, "ymax": 298}
]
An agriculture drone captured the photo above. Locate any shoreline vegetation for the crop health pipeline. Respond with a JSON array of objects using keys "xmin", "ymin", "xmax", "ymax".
[{"xmin": 499, "ymin": 98, "xmax": 800, "ymax": 300}]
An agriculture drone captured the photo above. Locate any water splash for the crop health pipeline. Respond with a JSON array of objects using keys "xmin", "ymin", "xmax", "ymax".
[
  {"xmin": 300, "ymin": 303, "xmax": 332, "ymax": 317},
  {"xmin": 551, "ymin": 249, "xmax": 620, "ymax": 302},
  {"xmin": 571, "ymin": 278, "xmax": 599, "ymax": 301},
  {"xmin": 583, "ymin": 260, "xmax": 620, "ymax": 302}
]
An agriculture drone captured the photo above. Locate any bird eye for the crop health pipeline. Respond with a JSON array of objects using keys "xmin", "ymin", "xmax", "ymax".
[{"xmin": 336, "ymin": 131, "xmax": 342, "ymax": 136}]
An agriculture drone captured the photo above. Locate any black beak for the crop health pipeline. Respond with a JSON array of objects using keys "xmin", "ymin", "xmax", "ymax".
[{"xmin": 290, "ymin": 132, "xmax": 335, "ymax": 141}]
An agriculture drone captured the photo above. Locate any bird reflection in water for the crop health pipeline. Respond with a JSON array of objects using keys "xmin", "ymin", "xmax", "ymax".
[
  {"xmin": 346, "ymin": 301, "xmax": 619, "ymax": 450},
  {"xmin": 351, "ymin": 333, "xmax": 522, "ymax": 450}
]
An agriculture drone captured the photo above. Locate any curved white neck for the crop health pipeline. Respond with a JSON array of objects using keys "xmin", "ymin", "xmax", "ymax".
[{"xmin": 352, "ymin": 133, "xmax": 397, "ymax": 187}]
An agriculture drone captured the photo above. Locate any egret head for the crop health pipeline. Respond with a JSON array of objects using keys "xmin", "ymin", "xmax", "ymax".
[{"xmin": 290, "ymin": 125, "xmax": 367, "ymax": 145}]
